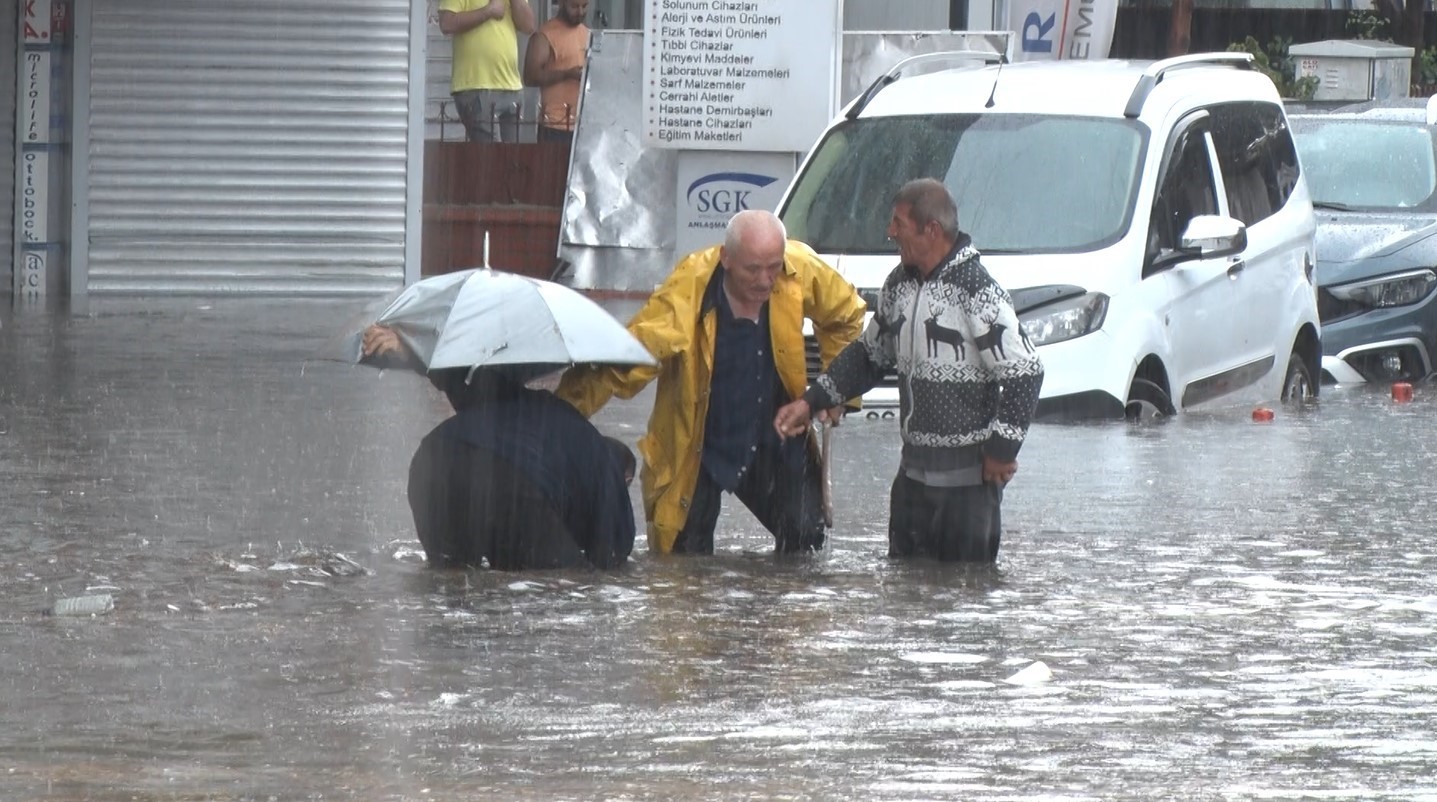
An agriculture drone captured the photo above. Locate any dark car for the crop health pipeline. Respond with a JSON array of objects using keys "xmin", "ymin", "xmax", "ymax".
[{"xmin": 1290, "ymin": 97, "xmax": 1437, "ymax": 384}]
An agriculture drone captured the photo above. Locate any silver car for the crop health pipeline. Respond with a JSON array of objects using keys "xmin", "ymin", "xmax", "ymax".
[{"xmin": 1290, "ymin": 97, "xmax": 1437, "ymax": 385}]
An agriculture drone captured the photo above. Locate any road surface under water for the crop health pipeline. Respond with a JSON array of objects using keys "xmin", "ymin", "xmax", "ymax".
[{"xmin": 1, "ymin": 298, "xmax": 1435, "ymax": 801}]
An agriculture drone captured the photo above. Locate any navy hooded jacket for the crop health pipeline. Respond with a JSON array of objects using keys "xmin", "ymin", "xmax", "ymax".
[{"xmin": 431, "ymin": 385, "xmax": 636, "ymax": 568}]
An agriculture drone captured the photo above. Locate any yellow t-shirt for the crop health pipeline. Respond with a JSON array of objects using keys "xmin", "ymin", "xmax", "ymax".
[{"xmin": 440, "ymin": 0, "xmax": 522, "ymax": 93}]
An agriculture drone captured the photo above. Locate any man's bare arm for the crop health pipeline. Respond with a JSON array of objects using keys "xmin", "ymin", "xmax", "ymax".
[
  {"xmin": 510, "ymin": 0, "xmax": 537, "ymax": 34},
  {"xmin": 438, "ymin": 1, "xmax": 504, "ymax": 36},
  {"xmin": 523, "ymin": 31, "xmax": 584, "ymax": 87},
  {"xmin": 522, "ymin": 31, "xmax": 552, "ymax": 87}
]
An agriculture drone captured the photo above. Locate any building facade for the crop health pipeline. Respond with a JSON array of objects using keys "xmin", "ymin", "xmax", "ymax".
[{"xmin": 9, "ymin": 0, "xmax": 1383, "ymax": 301}]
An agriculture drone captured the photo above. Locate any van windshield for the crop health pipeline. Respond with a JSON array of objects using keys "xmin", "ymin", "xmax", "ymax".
[{"xmin": 780, "ymin": 114, "xmax": 1148, "ymax": 255}]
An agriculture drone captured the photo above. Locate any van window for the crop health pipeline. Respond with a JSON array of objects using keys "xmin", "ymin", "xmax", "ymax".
[
  {"xmin": 780, "ymin": 114, "xmax": 1147, "ymax": 255},
  {"xmin": 1208, "ymin": 102, "xmax": 1300, "ymax": 225},
  {"xmin": 1148, "ymin": 124, "xmax": 1219, "ymax": 262}
]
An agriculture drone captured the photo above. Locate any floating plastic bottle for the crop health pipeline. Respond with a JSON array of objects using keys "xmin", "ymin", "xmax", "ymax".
[
  {"xmin": 49, "ymin": 594, "xmax": 115, "ymax": 617},
  {"xmin": 1002, "ymin": 660, "xmax": 1053, "ymax": 686}
]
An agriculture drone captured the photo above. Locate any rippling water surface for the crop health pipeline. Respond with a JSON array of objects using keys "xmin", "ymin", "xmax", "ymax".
[{"xmin": 2, "ymin": 299, "xmax": 1435, "ymax": 801}]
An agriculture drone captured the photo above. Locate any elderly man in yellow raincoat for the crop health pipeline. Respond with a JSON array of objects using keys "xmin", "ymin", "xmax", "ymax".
[{"xmin": 557, "ymin": 210, "xmax": 866, "ymax": 556}]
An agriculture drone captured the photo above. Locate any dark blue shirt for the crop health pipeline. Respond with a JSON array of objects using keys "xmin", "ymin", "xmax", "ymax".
[
  {"xmin": 700, "ymin": 268, "xmax": 793, "ymax": 491},
  {"xmin": 432, "ymin": 387, "xmax": 635, "ymax": 568}
]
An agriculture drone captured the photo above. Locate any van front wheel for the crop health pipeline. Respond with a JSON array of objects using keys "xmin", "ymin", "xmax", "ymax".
[
  {"xmin": 1125, "ymin": 378, "xmax": 1175, "ymax": 422},
  {"xmin": 1280, "ymin": 354, "xmax": 1316, "ymax": 403}
]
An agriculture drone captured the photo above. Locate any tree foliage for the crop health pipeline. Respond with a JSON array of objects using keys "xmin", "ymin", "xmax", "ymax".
[{"xmin": 1226, "ymin": 36, "xmax": 1320, "ymax": 101}]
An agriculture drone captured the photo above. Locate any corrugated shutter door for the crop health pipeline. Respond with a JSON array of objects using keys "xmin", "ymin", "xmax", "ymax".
[
  {"xmin": 86, "ymin": 0, "xmax": 411, "ymax": 294},
  {"xmin": 1, "ymin": 4, "xmax": 16, "ymax": 290}
]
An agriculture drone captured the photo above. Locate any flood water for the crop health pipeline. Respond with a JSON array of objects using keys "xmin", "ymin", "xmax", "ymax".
[{"xmin": 2, "ymin": 298, "xmax": 1436, "ymax": 801}]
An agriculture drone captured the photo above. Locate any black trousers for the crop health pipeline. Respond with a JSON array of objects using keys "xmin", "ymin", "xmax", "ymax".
[
  {"xmin": 888, "ymin": 474, "xmax": 1004, "ymax": 563},
  {"xmin": 407, "ymin": 436, "xmax": 589, "ymax": 571},
  {"xmin": 672, "ymin": 440, "xmax": 825, "ymax": 555}
]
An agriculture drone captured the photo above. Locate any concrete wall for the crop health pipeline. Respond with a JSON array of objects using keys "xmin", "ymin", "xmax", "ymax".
[{"xmin": 844, "ymin": 0, "xmax": 950, "ymax": 30}]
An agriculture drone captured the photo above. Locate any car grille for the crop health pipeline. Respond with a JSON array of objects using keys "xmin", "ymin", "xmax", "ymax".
[
  {"xmin": 1317, "ymin": 288, "xmax": 1365, "ymax": 324},
  {"xmin": 804, "ymin": 335, "xmax": 898, "ymax": 387}
]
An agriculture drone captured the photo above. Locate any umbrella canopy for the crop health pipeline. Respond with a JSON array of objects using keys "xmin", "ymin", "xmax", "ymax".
[{"xmin": 353, "ymin": 268, "xmax": 655, "ymax": 374}]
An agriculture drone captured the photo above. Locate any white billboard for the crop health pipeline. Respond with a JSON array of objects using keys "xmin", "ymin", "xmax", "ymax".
[{"xmin": 643, "ymin": 0, "xmax": 841, "ymax": 151}]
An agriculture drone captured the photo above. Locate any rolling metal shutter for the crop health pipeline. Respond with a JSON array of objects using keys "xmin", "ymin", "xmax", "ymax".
[
  {"xmin": 85, "ymin": 0, "xmax": 413, "ymax": 294},
  {"xmin": 1, "ymin": 4, "xmax": 16, "ymax": 293}
]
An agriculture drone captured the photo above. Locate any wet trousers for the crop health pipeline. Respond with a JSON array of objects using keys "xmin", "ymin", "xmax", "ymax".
[
  {"xmin": 672, "ymin": 441, "xmax": 825, "ymax": 555},
  {"xmin": 888, "ymin": 474, "xmax": 1003, "ymax": 562},
  {"xmin": 407, "ymin": 436, "xmax": 588, "ymax": 570}
]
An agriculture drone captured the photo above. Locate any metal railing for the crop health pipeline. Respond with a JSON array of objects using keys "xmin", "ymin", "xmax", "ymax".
[{"xmin": 434, "ymin": 100, "xmax": 579, "ymax": 144}]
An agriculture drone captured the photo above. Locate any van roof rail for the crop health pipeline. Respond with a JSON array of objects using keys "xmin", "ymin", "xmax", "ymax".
[
  {"xmin": 847, "ymin": 50, "xmax": 1007, "ymax": 120},
  {"xmin": 1123, "ymin": 52, "xmax": 1256, "ymax": 119}
]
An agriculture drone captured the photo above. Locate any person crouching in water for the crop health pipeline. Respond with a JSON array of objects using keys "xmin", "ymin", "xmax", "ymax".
[{"xmin": 364, "ymin": 325, "xmax": 637, "ymax": 570}]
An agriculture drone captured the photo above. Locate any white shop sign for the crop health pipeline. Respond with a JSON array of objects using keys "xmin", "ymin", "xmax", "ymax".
[
  {"xmin": 17, "ymin": 0, "xmax": 53, "ymax": 300},
  {"xmin": 20, "ymin": 251, "xmax": 46, "ymax": 298},
  {"xmin": 643, "ymin": 0, "xmax": 840, "ymax": 152},
  {"xmin": 20, "ymin": 149, "xmax": 47, "ymax": 244},
  {"xmin": 22, "ymin": 51, "xmax": 50, "ymax": 144}
]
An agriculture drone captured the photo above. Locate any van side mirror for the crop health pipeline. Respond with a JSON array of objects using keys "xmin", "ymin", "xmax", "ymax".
[{"xmin": 1179, "ymin": 215, "xmax": 1247, "ymax": 259}]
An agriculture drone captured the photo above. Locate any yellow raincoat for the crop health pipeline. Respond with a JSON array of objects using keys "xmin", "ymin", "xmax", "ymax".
[{"xmin": 556, "ymin": 240, "xmax": 866, "ymax": 554}]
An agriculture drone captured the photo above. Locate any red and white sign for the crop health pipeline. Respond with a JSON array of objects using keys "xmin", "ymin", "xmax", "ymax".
[
  {"xmin": 17, "ymin": 0, "xmax": 54, "ymax": 299},
  {"xmin": 24, "ymin": 0, "xmax": 52, "ymax": 43}
]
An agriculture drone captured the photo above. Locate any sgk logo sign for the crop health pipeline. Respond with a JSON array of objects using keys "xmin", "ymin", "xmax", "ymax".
[{"xmin": 685, "ymin": 172, "xmax": 779, "ymax": 215}]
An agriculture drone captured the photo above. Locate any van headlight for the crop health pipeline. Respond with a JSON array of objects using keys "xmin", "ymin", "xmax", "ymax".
[
  {"xmin": 1327, "ymin": 269, "xmax": 1436, "ymax": 309},
  {"xmin": 1020, "ymin": 292, "xmax": 1109, "ymax": 346}
]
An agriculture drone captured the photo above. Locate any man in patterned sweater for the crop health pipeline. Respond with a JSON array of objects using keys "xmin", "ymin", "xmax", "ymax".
[{"xmin": 774, "ymin": 178, "xmax": 1044, "ymax": 562}]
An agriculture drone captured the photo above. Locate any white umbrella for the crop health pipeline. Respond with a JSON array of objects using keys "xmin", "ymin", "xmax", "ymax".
[{"xmin": 352, "ymin": 268, "xmax": 655, "ymax": 373}]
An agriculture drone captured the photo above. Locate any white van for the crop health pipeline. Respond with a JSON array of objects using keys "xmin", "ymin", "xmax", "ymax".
[{"xmin": 781, "ymin": 53, "xmax": 1321, "ymax": 419}]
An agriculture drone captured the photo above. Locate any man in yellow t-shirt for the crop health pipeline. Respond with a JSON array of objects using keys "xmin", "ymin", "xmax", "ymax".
[{"xmin": 439, "ymin": 0, "xmax": 536, "ymax": 142}]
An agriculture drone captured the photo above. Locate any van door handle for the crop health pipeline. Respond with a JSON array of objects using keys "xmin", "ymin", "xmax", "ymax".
[{"xmin": 1227, "ymin": 260, "xmax": 1246, "ymax": 277}]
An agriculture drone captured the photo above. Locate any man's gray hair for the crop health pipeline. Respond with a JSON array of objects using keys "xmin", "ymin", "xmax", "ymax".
[
  {"xmin": 723, "ymin": 209, "xmax": 787, "ymax": 253},
  {"xmin": 893, "ymin": 178, "xmax": 959, "ymax": 239}
]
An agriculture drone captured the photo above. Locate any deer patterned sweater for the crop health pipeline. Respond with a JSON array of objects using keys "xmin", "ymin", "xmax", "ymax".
[{"xmin": 803, "ymin": 236, "xmax": 1045, "ymax": 477}]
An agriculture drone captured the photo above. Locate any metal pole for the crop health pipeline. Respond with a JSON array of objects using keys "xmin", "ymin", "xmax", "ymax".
[{"xmin": 951, "ymin": 0, "xmax": 971, "ymax": 29}]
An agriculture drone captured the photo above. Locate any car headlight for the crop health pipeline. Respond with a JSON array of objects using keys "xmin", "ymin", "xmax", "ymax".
[
  {"xmin": 1020, "ymin": 292, "xmax": 1109, "ymax": 346},
  {"xmin": 1327, "ymin": 269, "xmax": 1437, "ymax": 309}
]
